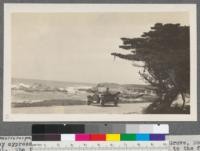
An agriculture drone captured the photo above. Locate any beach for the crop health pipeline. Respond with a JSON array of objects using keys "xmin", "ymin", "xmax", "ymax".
[{"xmin": 11, "ymin": 78, "xmax": 156, "ymax": 114}]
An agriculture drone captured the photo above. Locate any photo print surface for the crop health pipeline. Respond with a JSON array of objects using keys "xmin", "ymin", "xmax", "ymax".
[{"xmin": 3, "ymin": 4, "xmax": 197, "ymax": 121}]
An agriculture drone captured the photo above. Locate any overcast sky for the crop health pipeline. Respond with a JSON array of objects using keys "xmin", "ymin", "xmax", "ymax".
[{"xmin": 11, "ymin": 12, "xmax": 189, "ymax": 84}]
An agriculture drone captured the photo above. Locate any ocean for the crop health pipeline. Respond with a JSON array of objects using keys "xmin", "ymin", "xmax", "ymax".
[{"xmin": 11, "ymin": 78, "xmax": 95, "ymax": 106}]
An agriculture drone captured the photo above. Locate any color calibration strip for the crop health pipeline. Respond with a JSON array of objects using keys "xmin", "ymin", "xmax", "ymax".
[
  {"xmin": 32, "ymin": 124, "xmax": 168, "ymax": 141},
  {"xmin": 67, "ymin": 134, "xmax": 165, "ymax": 141},
  {"xmin": 32, "ymin": 124, "xmax": 169, "ymax": 134},
  {"xmin": 32, "ymin": 133, "xmax": 166, "ymax": 141}
]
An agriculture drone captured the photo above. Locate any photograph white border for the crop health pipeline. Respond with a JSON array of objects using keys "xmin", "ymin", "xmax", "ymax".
[{"xmin": 3, "ymin": 4, "xmax": 197, "ymax": 121}]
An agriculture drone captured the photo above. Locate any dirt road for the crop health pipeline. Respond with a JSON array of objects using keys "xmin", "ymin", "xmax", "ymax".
[{"xmin": 12, "ymin": 102, "xmax": 151, "ymax": 114}]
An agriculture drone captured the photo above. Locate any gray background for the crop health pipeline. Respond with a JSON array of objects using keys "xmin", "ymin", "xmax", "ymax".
[{"xmin": 0, "ymin": 0, "xmax": 199, "ymax": 136}]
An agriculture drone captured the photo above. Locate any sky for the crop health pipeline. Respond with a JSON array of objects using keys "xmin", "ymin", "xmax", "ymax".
[{"xmin": 11, "ymin": 12, "xmax": 189, "ymax": 84}]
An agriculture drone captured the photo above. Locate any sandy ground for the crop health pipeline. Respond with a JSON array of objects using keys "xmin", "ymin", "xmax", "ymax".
[{"xmin": 12, "ymin": 102, "xmax": 151, "ymax": 114}]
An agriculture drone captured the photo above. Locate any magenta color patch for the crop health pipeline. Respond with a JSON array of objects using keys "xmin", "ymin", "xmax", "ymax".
[{"xmin": 75, "ymin": 134, "xmax": 90, "ymax": 141}]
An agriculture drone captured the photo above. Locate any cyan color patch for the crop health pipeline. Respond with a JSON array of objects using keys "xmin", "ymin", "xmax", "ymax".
[{"xmin": 136, "ymin": 134, "xmax": 150, "ymax": 141}]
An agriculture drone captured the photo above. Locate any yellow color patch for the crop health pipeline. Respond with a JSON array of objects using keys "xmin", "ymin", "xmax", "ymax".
[{"xmin": 106, "ymin": 134, "xmax": 120, "ymax": 141}]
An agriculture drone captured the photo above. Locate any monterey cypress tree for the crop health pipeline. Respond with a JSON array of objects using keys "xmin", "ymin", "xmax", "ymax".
[{"xmin": 111, "ymin": 23, "xmax": 190, "ymax": 112}]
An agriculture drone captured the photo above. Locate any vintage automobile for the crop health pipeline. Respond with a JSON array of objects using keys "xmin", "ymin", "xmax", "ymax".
[
  {"xmin": 100, "ymin": 92, "xmax": 120, "ymax": 106},
  {"xmin": 87, "ymin": 93, "xmax": 100, "ymax": 105},
  {"xmin": 87, "ymin": 91, "xmax": 120, "ymax": 106}
]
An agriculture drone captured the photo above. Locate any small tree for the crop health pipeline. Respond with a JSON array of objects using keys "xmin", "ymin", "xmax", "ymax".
[{"xmin": 111, "ymin": 23, "xmax": 190, "ymax": 112}]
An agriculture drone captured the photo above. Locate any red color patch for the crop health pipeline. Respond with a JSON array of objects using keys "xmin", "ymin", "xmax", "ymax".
[{"xmin": 90, "ymin": 134, "xmax": 106, "ymax": 141}]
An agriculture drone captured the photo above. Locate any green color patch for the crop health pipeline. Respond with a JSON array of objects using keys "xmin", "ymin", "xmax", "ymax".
[{"xmin": 120, "ymin": 134, "xmax": 136, "ymax": 141}]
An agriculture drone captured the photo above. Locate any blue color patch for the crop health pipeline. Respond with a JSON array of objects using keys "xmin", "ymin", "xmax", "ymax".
[
  {"xmin": 150, "ymin": 134, "xmax": 165, "ymax": 141},
  {"xmin": 136, "ymin": 134, "xmax": 150, "ymax": 141}
]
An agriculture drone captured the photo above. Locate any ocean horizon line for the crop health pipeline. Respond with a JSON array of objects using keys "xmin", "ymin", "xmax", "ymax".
[{"xmin": 11, "ymin": 77, "xmax": 148, "ymax": 86}]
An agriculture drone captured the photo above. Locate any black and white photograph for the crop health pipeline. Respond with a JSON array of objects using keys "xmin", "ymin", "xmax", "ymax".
[{"xmin": 3, "ymin": 4, "xmax": 197, "ymax": 121}]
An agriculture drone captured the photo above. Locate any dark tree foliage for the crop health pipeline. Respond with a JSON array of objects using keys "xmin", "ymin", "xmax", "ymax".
[{"xmin": 111, "ymin": 23, "xmax": 190, "ymax": 112}]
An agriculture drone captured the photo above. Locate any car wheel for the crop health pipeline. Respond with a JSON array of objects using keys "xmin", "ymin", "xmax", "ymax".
[
  {"xmin": 101, "ymin": 100, "xmax": 104, "ymax": 106},
  {"xmin": 87, "ymin": 101, "xmax": 91, "ymax": 105}
]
